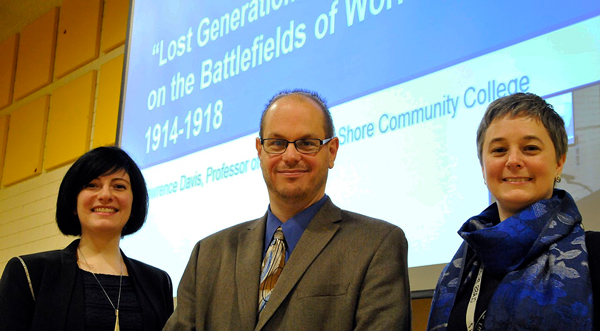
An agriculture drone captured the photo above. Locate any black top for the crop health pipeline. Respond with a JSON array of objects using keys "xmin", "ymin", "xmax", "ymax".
[
  {"xmin": 446, "ymin": 253, "xmax": 502, "ymax": 331},
  {"xmin": 586, "ymin": 231, "xmax": 600, "ymax": 330},
  {"xmin": 82, "ymin": 270, "xmax": 143, "ymax": 331}
]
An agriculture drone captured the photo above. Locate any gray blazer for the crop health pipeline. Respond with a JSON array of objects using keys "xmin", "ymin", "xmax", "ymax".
[{"xmin": 164, "ymin": 198, "xmax": 411, "ymax": 330}]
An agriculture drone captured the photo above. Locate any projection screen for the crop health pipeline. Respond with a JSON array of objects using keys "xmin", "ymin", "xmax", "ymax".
[{"xmin": 118, "ymin": 0, "xmax": 600, "ymax": 293}]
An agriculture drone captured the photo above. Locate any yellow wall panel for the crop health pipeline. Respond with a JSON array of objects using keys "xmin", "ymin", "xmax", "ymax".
[
  {"xmin": 412, "ymin": 298, "xmax": 433, "ymax": 331},
  {"xmin": 2, "ymin": 96, "xmax": 49, "ymax": 186},
  {"xmin": 45, "ymin": 71, "xmax": 96, "ymax": 170},
  {"xmin": 101, "ymin": 0, "xmax": 129, "ymax": 53},
  {"xmin": 93, "ymin": 55, "xmax": 123, "ymax": 148},
  {"xmin": 54, "ymin": 0, "xmax": 103, "ymax": 79},
  {"xmin": 0, "ymin": 116, "xmax": 10, "ymax": 184},
  {"xmin": 0, "ymin": 35, "xmax": 19, "ymax": 109},
  {"xmin": 13, "ymin": 8, "xmax": 59, "ymax": 101}
]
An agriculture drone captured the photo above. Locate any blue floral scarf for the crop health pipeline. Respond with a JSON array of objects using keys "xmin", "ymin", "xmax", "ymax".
[{"xmin": 428, "ymin": 189, "xmax": 593, "ymax": 330}]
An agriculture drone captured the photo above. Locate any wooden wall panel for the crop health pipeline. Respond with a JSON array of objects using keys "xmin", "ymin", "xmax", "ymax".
[
  {"xmin": 412, "ymin": 298, "xmax": 433, "ymax": 331},
  {"xmin": 2, "ymin": 96, "xmax": 49, "ymax": 186},
  {"xmin": 101, "ymin": 0, "xmax": 128, "ymax": 52},
  {"xmin": 54, "ymin": 0, "xmax": 103, "ymax": 79},
  {"xmin": 13, "ymin": 8, "xmax": 59, "ymax": 101},
  {"xmin": 0, "ymin": 34, "xmax": 19, "ymax": 109},
  {"xmin": 93, "ymin": 55, "xmax": 123, "ymax": 148},
  {"xmin": 0, "ymin": 116, "xmax": 10, "ymax": 184},
  {"xmin": 44, "ymin": 71, "xmax": 96, "ymax": 170}
]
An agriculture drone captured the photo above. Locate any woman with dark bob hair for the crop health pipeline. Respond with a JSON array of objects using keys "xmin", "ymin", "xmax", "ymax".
[
  {"xmin": 0, "ymin": 146, "xmax": 174, "ymax": 330},
  {"xmin": 427, "ymin": 93, "xmax": 599, "ymax": 330}
]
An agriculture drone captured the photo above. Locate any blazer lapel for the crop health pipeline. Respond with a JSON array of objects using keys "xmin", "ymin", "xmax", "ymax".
[
  {"xmin": 49, "ymin": 240, "xmax": 82, "ymax": 330},
  {"xmin": 255, "ymin": 200, "xmax": 341, "ymax": 330},
  {"xmin": 122, "ymin": 252, "xmax": 158, "ymax": 331},
  {"xmin": 237, "ymin": 216, "xmax": 267, "ymax": 330}
]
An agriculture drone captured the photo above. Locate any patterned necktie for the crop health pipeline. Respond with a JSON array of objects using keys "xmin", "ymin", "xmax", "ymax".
[{"xmin": 258, "ymin": 227, "xmax": 286, "ymax": 314}]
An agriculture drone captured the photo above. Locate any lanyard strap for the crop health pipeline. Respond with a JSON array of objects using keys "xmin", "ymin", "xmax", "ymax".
[{"xmin": 466, "ymin": 265, "xmax": 484, "ymax": 331}]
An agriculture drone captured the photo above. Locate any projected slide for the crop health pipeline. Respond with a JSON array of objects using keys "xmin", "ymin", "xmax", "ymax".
[{"xmin": 120, "ymin": 0, "xmax": 600, "ymax": 291}]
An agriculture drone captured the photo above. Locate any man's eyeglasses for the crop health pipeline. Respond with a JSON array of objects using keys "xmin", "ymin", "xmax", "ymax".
[{"xmin": 260, "ymin": 137, "xmax": 334, "ymax": 154}]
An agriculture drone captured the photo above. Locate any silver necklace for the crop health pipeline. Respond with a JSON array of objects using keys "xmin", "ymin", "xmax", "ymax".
[{"xmin": 78, "ymin": 247, "xmax": 123, "ymax": 331}]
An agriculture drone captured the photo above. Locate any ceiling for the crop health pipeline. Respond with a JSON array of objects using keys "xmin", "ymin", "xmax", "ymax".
[{"xmin": 0, "ymin": 0, "xmax": 64, "ymax": 42}]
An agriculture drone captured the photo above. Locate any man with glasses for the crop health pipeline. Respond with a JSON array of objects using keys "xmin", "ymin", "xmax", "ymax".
[{"xmin": 164, "ymin": 90, "xmax": 411, "ymax": 331}]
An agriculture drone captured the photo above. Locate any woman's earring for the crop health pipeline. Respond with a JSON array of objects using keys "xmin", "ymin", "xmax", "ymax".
[{"xmin": 555, "ymin": 175, "xmax": 562, "ymax": 183}]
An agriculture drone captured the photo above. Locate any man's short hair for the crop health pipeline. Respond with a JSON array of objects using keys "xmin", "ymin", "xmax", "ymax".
[
  {"xmin": 56, "ymin": 146, "xmax": 149, "ymax": 237},
  {"xmin": 259, "ymin": 89, "xmax": 335, "ymax": 138}
]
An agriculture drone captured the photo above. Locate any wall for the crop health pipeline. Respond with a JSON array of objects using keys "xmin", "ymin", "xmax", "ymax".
[{"xmin": 0, "ymin": 0, "xmax": 128, "ymax": 272}]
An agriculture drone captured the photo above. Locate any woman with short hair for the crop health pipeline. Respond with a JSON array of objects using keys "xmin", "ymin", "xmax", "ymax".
[
  {"xmin": 0, "ymin": 146, "xmax": 174, "ymax": 330},
  {"xmin": 428, "ymin": 92, "xmax": 596, "ymax": 331}
]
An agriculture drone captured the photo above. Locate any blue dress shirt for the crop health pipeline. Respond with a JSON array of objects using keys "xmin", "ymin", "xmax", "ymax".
[{"xmin": 263, "ymin": 195, "xmax": 329, "ymax": 262}]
